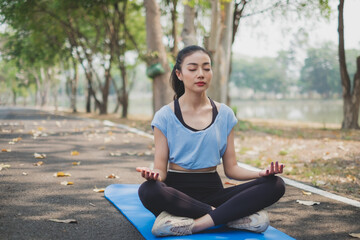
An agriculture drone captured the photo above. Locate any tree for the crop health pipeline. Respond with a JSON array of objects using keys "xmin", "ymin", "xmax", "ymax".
[
  {"xmin": 299, "ymin": 43, "xmax": 341, "ymax": 97},
  {"xmin": 230, "ymin": 56, "xmax": 288, "ymax": 95},
  {"xmin": 206, "ymin": 0, "xmax": 234, "ymax": 103},
  {"xmin": 144, "ymin": 0, "xmax": 173, "ymax": 113},
  {"xmin": 338, "ymin": 0, "xmax": 360, "ymax": 129}
]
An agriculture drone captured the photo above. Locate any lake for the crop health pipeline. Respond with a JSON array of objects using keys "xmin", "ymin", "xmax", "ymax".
[{"xmin": 128, "ymin": 96, "xmax": 349, "ymax": 125}]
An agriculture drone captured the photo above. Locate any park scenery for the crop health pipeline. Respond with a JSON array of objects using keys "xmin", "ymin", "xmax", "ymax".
[{"xmin": 0, "ymin": 1, "xmax": 359, "ymax": 240}]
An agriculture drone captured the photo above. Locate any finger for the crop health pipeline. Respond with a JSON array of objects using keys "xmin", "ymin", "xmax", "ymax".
[
  {"xmin": 136, "ymin": 167, "xmax": 146, "ymax": 172},
  {"xmin": 275, "ymin": 161, "xmax": 279, "ymax": 173},
  {"xmin": 270, "ymin": 162, "xmax": 274, "ymax": 173},
  {"xmin": 145, "ymin": 170, "xmax": 150, "ymax": 179},
  {"xmin": 154, "ymin": 172, "xmax": 159, "ymax": 180},
  {"xmin": 280, "ymin": 164, "xmax": 284, "ymax": 173}
]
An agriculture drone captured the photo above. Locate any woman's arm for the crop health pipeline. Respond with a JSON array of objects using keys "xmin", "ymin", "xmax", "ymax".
[
  {"xmin": 136, "ymin": 127, "xmax": 169, "ymax": 181},
  {"xmin": 222, "ymin": 129, "xmax": 284, "ymax": 181}
]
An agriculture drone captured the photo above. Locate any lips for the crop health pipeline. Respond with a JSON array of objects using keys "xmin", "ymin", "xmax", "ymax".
[{"xmin": 195, "ymin": 82, "xmax": 205, "ymax": 86}]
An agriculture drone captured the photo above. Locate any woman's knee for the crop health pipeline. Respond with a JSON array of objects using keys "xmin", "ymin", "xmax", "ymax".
[
  {"xmin": 138, "ymin": 180, "xmax": 163, "ymax": 203},
  {"xmin": 272, "ymin": 176, "xmax": 286, "ymax": 198},
  {"xmin": 264, "ymin": 175, "xmax": 286, "ymax": 199}
]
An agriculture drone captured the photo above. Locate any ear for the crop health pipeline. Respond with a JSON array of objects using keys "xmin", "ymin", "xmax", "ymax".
[{"xmin": 175, "ymin": 69, "xmax": 182, "ymax": 81}]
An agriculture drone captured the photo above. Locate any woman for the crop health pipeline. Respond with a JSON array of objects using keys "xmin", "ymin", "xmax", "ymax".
[{"xmin": 136, "ymin": 45, "xmax": 285, "ymax": 237}]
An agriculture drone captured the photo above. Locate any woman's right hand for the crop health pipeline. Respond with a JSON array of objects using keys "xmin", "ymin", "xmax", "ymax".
[{"xmin": 136, "ymin": 167, "xmax": 162, "ymax": 181}]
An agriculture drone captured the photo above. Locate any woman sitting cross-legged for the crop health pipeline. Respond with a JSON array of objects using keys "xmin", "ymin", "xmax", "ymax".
[{"xmin": 136, "ymin": 45, "xmax": 285, "ymax": 237}]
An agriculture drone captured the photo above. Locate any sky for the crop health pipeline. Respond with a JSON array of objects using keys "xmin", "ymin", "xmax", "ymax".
[{"xmin": 232, "ymin": 0, "xmax": 360, "ymax": 58}]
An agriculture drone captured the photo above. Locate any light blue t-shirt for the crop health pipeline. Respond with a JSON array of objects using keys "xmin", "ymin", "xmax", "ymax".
[{"xmin": 151, "ymin": 103, "xmax": 238, "ymax": 170}]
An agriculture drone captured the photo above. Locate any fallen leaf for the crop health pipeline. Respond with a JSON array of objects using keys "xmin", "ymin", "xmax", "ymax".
[
  {"xmin": 2, "ymin": 149, "xmax": 11, "ymax": 152},
  {"xmin": 61, "ymin": 181, "xmax": 74, "ymax": 185},
  {"xmin": 37, "ymin": 126, "xmax": 45, "ymax": 131},
  {"xmin": 347, "ymin": 175, "xmax": 357, "ymax": 183},
  {"xmin": 98, "ymin": 146, "xmax": 106, "ymax": 150},
  {"xmin": 71, "ymin": 151, "xmax": 79, "ymax": 156},
  {"xmin": 34, "ymin": 153, "xmax": 46, "ymax": 159},
  {"xmin": 22, "ymin": 172, "xmax": 28, "ymax": 176},
  {"xmin": 13, "ymin": 137, "xmax": 22, "ymax": 142},
  {"xmin": 296, "ymin": 200, "xmax": 320, "ymax": 206},
  {"xmin": 89, "ymin": 203, "xmax": 96, "ymax": 207},
  {"xmin": 54, "ymin": 172, "xmax": 71, "ymax": 177},
  {"xmin": 48, "ymin": 219, "xmax": 77, "ymax": 224},
  {"xmin": 349, "ymin": 233, "xmax": 360, "ymax": 238},
  {"xmin": 0, "ymin": 164, "xmax": 11, "ymax": 171},
  {"xmin": 109, "ymin": 152, "xmax": 122, "ymax": 156},
  {"xmin": 302, "ymin": 191, "xmax": 312, "ymax": 196},
  {"xmin": 72, "ymin": 161, "xmax": 81, "ymax": 166},
  {"xmin": 106, "ymin": 174, "xmax": 119, "ymax": 179},
  {"xmin": 33, "ymin": 161, "xmax": 44, "ymax": 166},
  {"xmin": 8, "ymin": 141, "xmax": 15, "ymax": 145},
  {"xmin": 93, "ymin": 188, "xmax": 105, "ymax": 193}
]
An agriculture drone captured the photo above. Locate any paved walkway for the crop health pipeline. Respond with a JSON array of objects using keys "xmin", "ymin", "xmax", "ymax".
[{"xmin": 0, "ymin": 107, "xmax": 359, "ymax": 240}]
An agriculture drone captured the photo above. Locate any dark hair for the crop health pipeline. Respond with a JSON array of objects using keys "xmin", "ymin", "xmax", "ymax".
[{"xmin": 171, "ymin": 45, "xmax": 212, "ymax": 99}]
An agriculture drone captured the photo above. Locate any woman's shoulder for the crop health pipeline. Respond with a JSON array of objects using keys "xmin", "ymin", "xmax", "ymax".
[
  {"xmin": 212, "ymin": 100, "xmax": 221, "ymax": 112},
  {"xmin": 166, "ymin": 101, "xmax": 175, "ymax": 112}
]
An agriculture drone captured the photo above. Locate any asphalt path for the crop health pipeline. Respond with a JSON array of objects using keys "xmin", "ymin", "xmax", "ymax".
[{"xmin": 0, "ymin": 107, "xmax": 359, "ymax": 240}]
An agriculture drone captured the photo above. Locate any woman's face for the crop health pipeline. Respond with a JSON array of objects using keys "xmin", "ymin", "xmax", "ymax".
[{"xmin": 176, "ymin": 51, "xmax": 212, "ymax": 94}]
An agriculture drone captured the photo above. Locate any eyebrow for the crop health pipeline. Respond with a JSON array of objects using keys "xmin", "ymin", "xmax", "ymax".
[{"xmin": 186, "ymin": 62, "xmax": 211, "ymax": 66}]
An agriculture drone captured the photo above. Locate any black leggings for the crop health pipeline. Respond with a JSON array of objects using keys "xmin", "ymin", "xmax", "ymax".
[{"xmin": 138, "ymin": 172, "xmax": 285, "ymax": 226}]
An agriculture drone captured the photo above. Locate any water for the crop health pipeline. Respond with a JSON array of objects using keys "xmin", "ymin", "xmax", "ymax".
[
  {"xmin": 231, "ymin": 99, "xmax": 345, "ymax": 124},
  {"xmin": 55, "ymin": 94, "xmax": 352, "ymax": 125}
]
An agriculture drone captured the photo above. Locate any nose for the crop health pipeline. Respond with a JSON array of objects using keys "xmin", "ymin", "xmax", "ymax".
[{"xmin": 197, "ymin": 68, "xmax": 204, "ymax": 78}]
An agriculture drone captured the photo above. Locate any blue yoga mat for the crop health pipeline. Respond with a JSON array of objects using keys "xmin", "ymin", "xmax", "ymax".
[{"xmin": 105, "ymin": 184, "xmax": 295, "ymax": 240}]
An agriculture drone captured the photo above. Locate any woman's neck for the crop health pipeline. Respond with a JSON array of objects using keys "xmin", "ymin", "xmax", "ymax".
[{"xmin": 179, "ymin": 92, "xmax": 209, "ymax": 111}]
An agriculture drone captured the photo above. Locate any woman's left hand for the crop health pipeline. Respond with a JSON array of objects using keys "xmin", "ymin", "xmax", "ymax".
[{"xmin": 259, "ymin": 161, "xmax": 284, "ymax": 177}]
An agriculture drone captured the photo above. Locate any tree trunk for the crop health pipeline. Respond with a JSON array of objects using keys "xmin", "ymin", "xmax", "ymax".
[
  {"xmin": 144, "ymin": 0, "xmax": 172, "ymax": 113},
  {"xmin": 338, "ymin": 0, "xmax": 360, "ymax": 129},
  {"xmin": 181, "ymin": 3, "xmax": 197, "ymax": 46},
  {"xmin": 207, "ymin": 0, "xmax": 234, "ymax": 103},
  {"xmin": 70, "ymin": 57, "xmax": 78, "ymax": 113},
  {"xmin": 171, "ymin": 0, "xmax": 179, "ymax": 56}
]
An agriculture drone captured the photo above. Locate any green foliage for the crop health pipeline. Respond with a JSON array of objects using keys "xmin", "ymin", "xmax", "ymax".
[
  {"xmin": 230, "ymin": 56, "xmax": 289, "ymax": 94},
  {"xmin": 299, "ymin": 42, "xmax": 358, "ymax": 97}
]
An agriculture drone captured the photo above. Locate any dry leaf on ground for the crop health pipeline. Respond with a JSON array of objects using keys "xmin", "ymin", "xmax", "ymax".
[
  {"xmin": 296, "ymin": 200, "xmax": 320, "ymax": 206},
  {"xmin": 0, "ymin": 164, "xmax": 11, "ymax": 171},
  {"xmin": 106, "ymin": 174, "xmax": 119, "ymax": 179},
  {"xmin": 109, "ymin": 152, "xmax": 122, "ymax": 156},
  {"xmin": 2, "ymin": 149, "xmax": 11, "ymax": 152},
  {"xmin": 34, "ymin": 153, "xmax": 46, "ymax": 159},
  {"xmin": 72, "ymin": 161, "xmax": 81, "ymax": 166},
  {"xmin": 54, "ymin": 172, "xmax": 71, "ymax": 177},
  {"xmin": 48, "ymin": 219, "xmax": 77, "ymax": 224},
  {"xmin": 12, "ymin": 137, "xmax": 22, "ymax": 142},
  {"xmin": 61, "ymin": 181, "xmax": 74, "ymax": 185},
  {"xmin": 93, "ymin": 188, "xmax": 105, "ymax": 193},
  {"xmin": 302, "ymin": 191, "xmax": 312, "ymax": 196},
  {"xmin": 71, "ymin": 151, "xmax": 79, "ymax": 156},
  {"xmin": 22, "ymin": 172, "xmax": 28, "ymax": 176},
  {"xmin": 33, "ymin": 161, "xmax": 44, "ymax": 166},
  {"xmin": 349, "ymin": 233, "xmax": 360, "ymax": 238}
]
